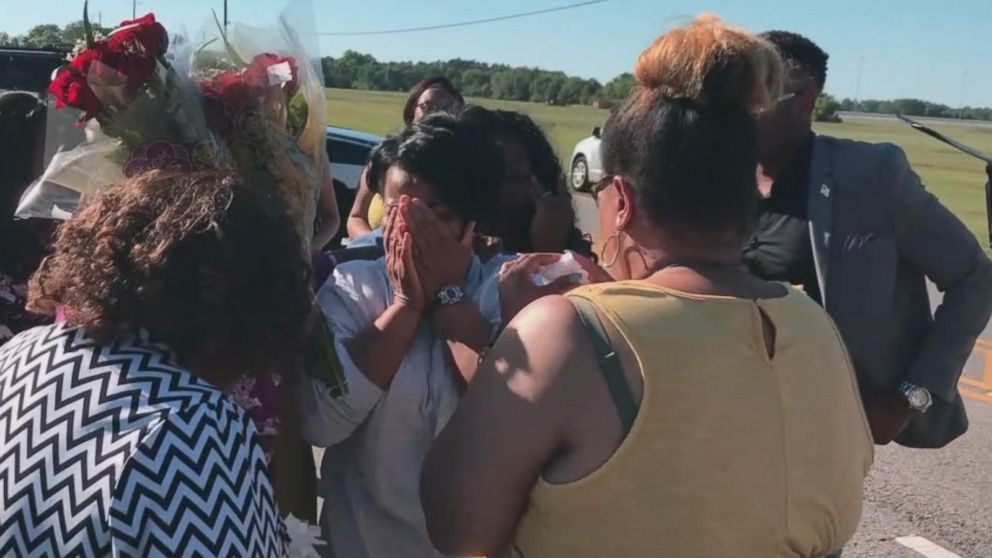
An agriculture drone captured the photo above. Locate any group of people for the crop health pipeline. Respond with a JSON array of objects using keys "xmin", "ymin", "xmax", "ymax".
[{"xmin": 1, "ymin": 13, "xmax": 991, "ymax": 558}]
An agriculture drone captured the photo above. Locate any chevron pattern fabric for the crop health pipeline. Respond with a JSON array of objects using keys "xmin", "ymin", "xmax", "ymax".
[{"xmin": 0, "ymin": 324, "xmax": 286, "ymax": 557}]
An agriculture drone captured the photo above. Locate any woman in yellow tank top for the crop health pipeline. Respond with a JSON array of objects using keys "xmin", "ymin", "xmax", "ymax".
[{"xmin": 422, "ymin": 15, "xmax": 873, "ymax": 558}]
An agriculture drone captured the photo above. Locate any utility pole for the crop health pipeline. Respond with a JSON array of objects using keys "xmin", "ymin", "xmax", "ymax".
[
  {"xmin": 132, "ymin": 0, "xmax": 136, "ymax": 19},
  {"xmin": 224, "ymin": 0, "xmax": 229, "ymax": 31},
  {"xmin": 854, "ymin": 56, "xmax": 864, "ymax": 112},
  {"xmin": 957, "ymin": 72, "xmax": 968, "ymax": 120}
]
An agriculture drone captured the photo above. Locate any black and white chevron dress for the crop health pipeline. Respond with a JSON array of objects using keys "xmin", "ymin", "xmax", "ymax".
[{"xmin": 0, "ymin": 324, "xmax": 286, "ymax": 557}]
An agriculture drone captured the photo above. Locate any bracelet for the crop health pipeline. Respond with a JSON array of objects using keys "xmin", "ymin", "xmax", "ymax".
[{"xmin": 477, "ymin": 343, "xmax": 495, "ymax": 366}]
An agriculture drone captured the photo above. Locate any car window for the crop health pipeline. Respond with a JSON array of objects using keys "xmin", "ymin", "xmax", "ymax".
[
  {"xmin": 327, "ymin": 138, "xmax": 373, "ymax": 166},
  {"xmin": 0, "ymin": 51, "xmax": 63, "ymax": 93}
]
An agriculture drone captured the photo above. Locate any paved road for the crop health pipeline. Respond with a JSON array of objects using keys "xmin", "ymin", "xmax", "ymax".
[{"xmin": 574, "ymin": 192, "xmax": 992, "ymax": 557}]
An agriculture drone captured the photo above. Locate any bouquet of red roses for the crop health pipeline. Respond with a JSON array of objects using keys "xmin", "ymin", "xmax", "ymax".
[
  {"xmin": 18, "ymin": 2, "xmax": 346, "ymax": 396},
  {"xmin": 17, "ymin": 6, "xmax": 225, "ymax": 218},
  {"xmin": 194, "ymin": 40, "xmax": 328, "ymax": 250}
]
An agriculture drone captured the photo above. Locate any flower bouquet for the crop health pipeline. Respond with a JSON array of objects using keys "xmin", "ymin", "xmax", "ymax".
[
  {"xmin": 18, "ymin": 2, "xmax": 347, "ymax": 394},
  {"xmin": 17, "ymin": 5, "xmax": 224, "ymax": 218},
  {"xmin": 190, "ymin": 13, "xmax": 330, "ymax": 252}
]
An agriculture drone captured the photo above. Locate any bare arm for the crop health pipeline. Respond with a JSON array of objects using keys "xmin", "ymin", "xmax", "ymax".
[
  {"xmin": 433, "ymin": 300, "xmax": 494, "ymax": 384},
  {"xmin": 346, "ymin": 166, "xmax": 376, "ymax": 238},
  {"xmin": 422, "ymin": 295, "xmax": 590, "ymax": 556},
  {"xmin": 312, "ymin": 171, "xmax": 340, "ymax": 250},
  {"xmin": 885, "ymin": 145, "xmax": 992, "ymax": 401},
  {"xmin": 344, "ymin": 302, "xmax": 421, "ymax": 390}
]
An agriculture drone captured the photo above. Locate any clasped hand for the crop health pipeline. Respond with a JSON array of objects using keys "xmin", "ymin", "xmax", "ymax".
[{"xmin": 383, "ymin": 196, "xmax": 473, "ymax": 310}]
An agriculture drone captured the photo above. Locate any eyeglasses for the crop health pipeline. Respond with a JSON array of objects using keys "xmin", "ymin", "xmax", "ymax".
[
  {"xmin": 776, "ymin": 91, "xmax": 799, "ymax": 103},
  {"xmin": 416, "ymin": 100, "xmax": 459, "ymax": 114},
  {"xmin": 756, "ymin": 91, "xmax": 802, "ymax": 116},
  {"xmin": 592, "ymin": 175, "xmax": 615, "ymax": 202}
]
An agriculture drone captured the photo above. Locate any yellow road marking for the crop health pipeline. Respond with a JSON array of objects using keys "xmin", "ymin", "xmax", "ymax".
[{"xmin": 960, "ymin": 339, "xmax": 992, "ymax": 404}]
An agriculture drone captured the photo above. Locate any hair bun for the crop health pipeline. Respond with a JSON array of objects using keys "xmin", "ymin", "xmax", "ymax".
[{"xmin": 633, "ymin": 14, "xmax": 783, "ymax": 113}]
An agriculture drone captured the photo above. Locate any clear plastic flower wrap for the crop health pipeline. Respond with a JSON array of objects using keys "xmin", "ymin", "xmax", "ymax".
[
  {"xmin": 17, "ymin": 8, "xmax": 226, "ymax": 219},
  {"xmin": 190, "ymin": 0, "xmax": 329, "ymax": 252},
  {"xmin": 19, "ymin": 1, "xmax": 347, "ymax": 395}
]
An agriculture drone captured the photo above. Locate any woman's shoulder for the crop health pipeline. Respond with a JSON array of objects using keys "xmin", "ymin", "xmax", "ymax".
[{"xmin": 1, "ymin": 323, "xmax": 231, "ymax": 417}]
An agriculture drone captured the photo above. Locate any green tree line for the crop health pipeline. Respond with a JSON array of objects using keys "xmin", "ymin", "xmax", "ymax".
[
  {"xmin": 1, "ymin": 21, "xmax": 112, "ymax": 50},
  {"xmin": 838, "ymin": 97, "xmax": 992, "ymax": 121},
  {"xmin": 3, "ymin": 22, "xmax": 990, "ymax": 118},
  {"xmin": 322, "ymin": 50, "xmax": 634, "ymax": 105}
]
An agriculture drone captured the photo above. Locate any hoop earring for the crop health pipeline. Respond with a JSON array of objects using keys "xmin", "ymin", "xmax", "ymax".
[{"xmin": 600, "ymin": 230, "xmax": 625, "ymax": 268}]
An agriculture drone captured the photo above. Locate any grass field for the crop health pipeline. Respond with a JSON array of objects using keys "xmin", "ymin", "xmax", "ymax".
[{"xmin": 326, "ymin": 88, "xmax": 992, "ymax": 245}]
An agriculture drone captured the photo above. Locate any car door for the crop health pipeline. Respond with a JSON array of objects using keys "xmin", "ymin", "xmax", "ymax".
[{"xmin": 326, "ymin": 137, "xmax": 372, "ymax": 191}]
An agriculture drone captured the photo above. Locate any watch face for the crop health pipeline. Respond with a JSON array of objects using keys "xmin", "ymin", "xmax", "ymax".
[
  {"xmin": 438, "ymin": 286, "xmax": 464, "ymax": 305},
  {"xmin": 908, "ymin": 388, "xmax": 931, "ymax": 410}
]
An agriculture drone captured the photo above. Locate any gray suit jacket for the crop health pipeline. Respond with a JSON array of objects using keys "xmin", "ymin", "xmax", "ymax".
[{"xmin": 807, "ymin": 134, "xmax": 992, "ymax": 448}]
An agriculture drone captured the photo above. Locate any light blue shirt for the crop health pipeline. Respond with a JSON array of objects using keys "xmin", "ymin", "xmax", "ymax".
[
  {"xmin": 346, "ymin": 228, "xmax": 382, "ymax": 248},
  {"xmin": 298, "ymin": 254, "xmax": 513, "ymax": 558}
]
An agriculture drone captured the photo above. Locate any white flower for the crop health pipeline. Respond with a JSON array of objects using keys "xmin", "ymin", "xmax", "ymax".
[{"xmin": 284, "ymin": 514, "xmax": 325, "ymax": 558}]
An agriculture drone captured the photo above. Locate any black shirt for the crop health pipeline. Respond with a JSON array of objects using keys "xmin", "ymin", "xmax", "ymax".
[{"xmin": 743, "ymin": 134, "xmax": 822, "ymax": 304}]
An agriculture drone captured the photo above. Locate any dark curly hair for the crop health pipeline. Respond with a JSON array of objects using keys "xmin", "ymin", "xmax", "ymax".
[
  {"xmin": 402, "ymin": 76, "xmax": 465, "ymax": 126},
  {"xmin": 759, "ymin": 30, "xmax": 828, "ymax": 91},
  {"xmin": 28, "ymin": 171, "xmax": 312, "ymax": 384},
  {"xmin": 459, "ymin": 105, "xmax": 594, "ymax": 256},
  {"xmin": 459, "ymin": 105, "xmax": 566, "ymax": 196}
]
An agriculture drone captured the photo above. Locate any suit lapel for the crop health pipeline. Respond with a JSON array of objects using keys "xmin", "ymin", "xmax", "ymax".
[{"xmin": 807, "ymin": 135, "xmax": 836, "ymax": 307}]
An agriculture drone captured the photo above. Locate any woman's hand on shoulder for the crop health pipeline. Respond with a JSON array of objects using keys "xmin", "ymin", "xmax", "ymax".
[
  {"xmin": 498, "ymin": 253, "xmax": 580, "ymax": 322},
  {"xmin": 570, "ymin": 252, "xmax": 614, "ymax": 284}
]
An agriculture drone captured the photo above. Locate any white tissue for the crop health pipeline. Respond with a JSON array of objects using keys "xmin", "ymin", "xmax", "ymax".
[{"xmin": 531, "ymin": 250, "xmax": 589, "ymax": 286}]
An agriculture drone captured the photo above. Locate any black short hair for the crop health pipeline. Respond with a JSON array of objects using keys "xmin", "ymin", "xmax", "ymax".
[
  {"xmin": 402, "ymin": 76, "xmax": 465, "ymax": 125},
  {"xmin": 372, "ymin": 111, "xmax": 503, "ymax": 223},
  {"xmin": 365, "ymin": 138, "xmax": 396, "ymax": 196},
  {"xmin": 601, "ymin": 92, "xmax": 758, "ymax": 238},
  {"xmin": 459, "ymin": 105, "xmax": 565, "ymax": 196},
  {"xmin": 759, "ymin": 31, "xmax": 828, "ymax": 91}
]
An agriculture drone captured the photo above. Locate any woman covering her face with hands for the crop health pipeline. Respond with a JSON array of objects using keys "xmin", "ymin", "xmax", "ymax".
[{"xmin": 297, "ymin": 112, "xmax": 577, "ymax": 558}]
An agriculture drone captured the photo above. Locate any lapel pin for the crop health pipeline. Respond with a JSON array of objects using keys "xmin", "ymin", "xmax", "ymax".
[
  {"xmin": 820, "ymin": 184, "xmax": 831, "ymax": 198},
  {"xmin": 824, "ymin": 232, "xmax": 831, "ymax": 247}
]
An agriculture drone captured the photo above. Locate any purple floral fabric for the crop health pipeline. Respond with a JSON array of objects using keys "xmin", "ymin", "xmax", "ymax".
[{"xmin": 225, "ymin": 373, "xmax": 284, "ymax": 472}]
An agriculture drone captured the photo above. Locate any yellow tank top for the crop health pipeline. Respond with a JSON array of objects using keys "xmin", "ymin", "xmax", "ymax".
[
  {"xmin": 514, "ymin": 281, "xmax": 873, "ymax": 558},
  {"xmin": 367, "ymin": 193, "xmax": 385, "ymax": 229}
]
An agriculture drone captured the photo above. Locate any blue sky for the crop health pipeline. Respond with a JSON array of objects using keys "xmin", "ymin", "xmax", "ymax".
[{"xmin": 6, "ymin": 0, "xmax": 992, "ymax": 106}]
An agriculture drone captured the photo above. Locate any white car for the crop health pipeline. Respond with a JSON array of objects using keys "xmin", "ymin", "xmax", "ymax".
[{"xmin": 569, "ymin": 125, "xmax": 604, "ymax": 193}]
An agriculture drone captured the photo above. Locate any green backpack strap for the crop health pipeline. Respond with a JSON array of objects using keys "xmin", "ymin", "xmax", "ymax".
[{"xmin": 569, "ymin": 296, "xmax": 638, "ymax": 435}]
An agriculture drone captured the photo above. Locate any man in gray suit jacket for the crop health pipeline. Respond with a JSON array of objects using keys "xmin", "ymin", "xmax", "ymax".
[{"xmin": 745, "ymin": 31, "xmax": 992, "ymax": 448}]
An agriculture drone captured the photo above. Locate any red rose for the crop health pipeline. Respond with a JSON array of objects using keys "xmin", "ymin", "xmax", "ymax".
[
  {"xmin": 113, "ymin": 53, "xmax": 156, "ymax": 90},
  {"xmin": 69, "ymin": 44, "xmax": 104, "ymax": 73},
  {"xmin": 246, "ymin": 53, "xmax": 299, "ymax": 94},
  {"xmin": 48, "ymin": 67, "xmax": 102, "ymax": 122},
  {"xmin": 203, "ymin": 71, "xmax": 259, "ymax": 110},
  {"xmin": 108, "ymin": 13, "xmax": 168, "ymax": 59}
]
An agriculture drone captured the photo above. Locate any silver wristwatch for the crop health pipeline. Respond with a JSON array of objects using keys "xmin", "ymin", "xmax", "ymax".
[
  {"xmin": 436, "ymin": 285, "xmax": 465, "ymax": 306},
  {"xmin": 899, "ymin": 380, "xmax": 933, "ymax": 413}
]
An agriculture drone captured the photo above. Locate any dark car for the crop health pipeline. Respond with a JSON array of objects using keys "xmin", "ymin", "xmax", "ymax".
[
  {"xmin": 0, "ymin": 48, "xmax": 65, "ymax": 94},
  {"xmin": 325, "ymin": 125, "xmax": 381, "ymax": 248}
]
